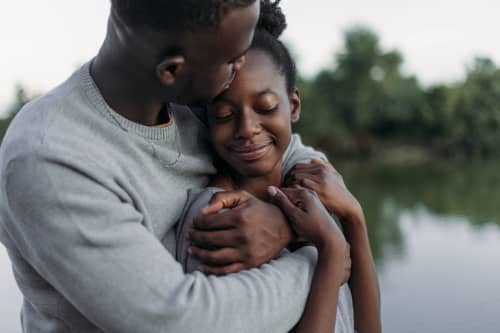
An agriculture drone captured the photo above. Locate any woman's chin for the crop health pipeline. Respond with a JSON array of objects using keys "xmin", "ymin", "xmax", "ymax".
[{"xmin": 237, "ymin": 163, "xmax": 275, "ymax": 178}]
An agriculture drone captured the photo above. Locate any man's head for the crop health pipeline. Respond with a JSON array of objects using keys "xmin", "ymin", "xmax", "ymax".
[
  {"xmin": 111, "ymin": 0, "xmax": 256, "ymax": 32},
  {"xmin": 108, "ymin": 0, "xmax": 260, "ymax": 106}
]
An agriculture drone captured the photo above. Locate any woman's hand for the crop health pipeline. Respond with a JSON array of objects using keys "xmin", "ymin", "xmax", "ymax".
[
  {"xmin": 285, "ymin": 159, "xmax": 362, "ymax": 223},
  {"xmin": 284, "ymin": 161, "xmax": 381, "ymax": 333},
  {"xmin": 268, "ymin": 186, "xmax": 351, "ymax": 286}
]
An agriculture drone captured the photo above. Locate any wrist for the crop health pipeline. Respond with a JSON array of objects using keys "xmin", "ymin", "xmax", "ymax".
[
  {"xmin": 280, "ymin": 217, "xmax": 295, "ymax": 247},
  {"xmin": 341, "ymin": 204, "xmax": 365, "ymax": 228},
  {"xmin": 316, "ymin": 239, "xmax": 349, "ymax": 286},
  {"xmin": 315, "ymin": 233, "xmax": 344, "ymax": 255},
  {"xmin": 342, "ymin": 210, "xmax": 371, "ymax": 246}
]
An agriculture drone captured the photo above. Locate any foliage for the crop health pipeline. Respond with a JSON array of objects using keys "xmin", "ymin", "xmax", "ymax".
[
  {"xmin": 3, "ymin": 27, "xmax": 500, "ymax": 158},
  {"xmin": 296, "ymin": 27, "xmax": 434, "ymax": 156},
  {"xmin": 296, "ymin": 26, "xmax": 500, "ymax": 159},
  {"xmin": 445, "ymin": 58, "xmax": 500, "ymax": 157},
  {"xmin": 0, "ymin": 85, "xmax": 31, "ymax": 145}
]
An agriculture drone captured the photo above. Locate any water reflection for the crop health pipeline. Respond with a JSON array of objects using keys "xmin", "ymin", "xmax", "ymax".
[
  {"xmin": 377, "ymin": 207, "xmax": 500, "ymax": 333},
  {"xmin": 338, "ymin": 161, "xmax": 500, "ymax": 333},
  {"xmin": 338, "ymin": 160, "xmax": 500, "ymax": 263},
  {"xmin": 0, "ymin": 248, "xmax": 22, "ymax": 333}
]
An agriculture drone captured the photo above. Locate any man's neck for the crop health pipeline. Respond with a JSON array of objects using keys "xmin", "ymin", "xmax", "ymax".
[{"xmin": 90, "ymin": 49, "xmax": 166, "ymax": 126}]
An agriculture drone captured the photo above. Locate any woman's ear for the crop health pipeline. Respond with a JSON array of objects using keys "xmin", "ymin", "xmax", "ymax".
[
  {"xmin": 290, "ymin": 88, "xmax": 301, "ymax": 124},
  {"xmin": 156, "ymin": 56, "xmax": 186, "ymax": 86}
]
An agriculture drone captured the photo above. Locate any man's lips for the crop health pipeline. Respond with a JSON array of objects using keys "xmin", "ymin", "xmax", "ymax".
[{"xmin": 228, "ymin": 143, "xmax": 272, "ymax": 161}]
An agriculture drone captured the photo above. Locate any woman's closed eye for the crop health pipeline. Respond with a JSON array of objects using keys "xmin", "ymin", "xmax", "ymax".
[
  {"xmin": 256, "ymin": 104, "xmax": 279, "ymax": 114},
  {"xmin": 254, "ymin": 93, "xmax": 280, "ymax": 114},
  {"xmin": 213, "ymin": 106, "xmax": 234, "ymax": 122}
]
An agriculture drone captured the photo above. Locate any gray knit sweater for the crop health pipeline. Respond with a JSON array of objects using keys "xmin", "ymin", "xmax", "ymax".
[
  {"xmin": 0, "ymin": 62, "xmax": 327, "ymax": 333},
  {"xmin": 176, "ymin": 186, "xmax": 355, "ymax": 333}
]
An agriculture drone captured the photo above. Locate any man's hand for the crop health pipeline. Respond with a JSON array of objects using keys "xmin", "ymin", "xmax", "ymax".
[{"xmin": 188, "ymin": 190, "xmax": 293, "ymax": 275}]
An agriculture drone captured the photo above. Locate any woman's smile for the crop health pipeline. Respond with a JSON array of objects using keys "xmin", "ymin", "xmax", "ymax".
[{"xmin": 227, "ymin": 142, "xmax": 273, "ymax": 161}]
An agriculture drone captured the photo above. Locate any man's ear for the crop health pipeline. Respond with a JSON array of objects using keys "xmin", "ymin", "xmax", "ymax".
[
  {"xmin": 156, "ymin": 56, "xmax": 185, "ymax": 86},
  {"xmin": 290, "ymin": 88, "xmax": 301, "ymax": 124}
]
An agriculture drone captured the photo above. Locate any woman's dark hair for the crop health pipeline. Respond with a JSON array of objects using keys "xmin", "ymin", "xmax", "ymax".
[
  {"xmin": 252, "ymin": 0, "xmax": 297, "ymax": 93},
  {"xmin": 110, "ymin": 0, "xmax": 256, "ymax": 32}
]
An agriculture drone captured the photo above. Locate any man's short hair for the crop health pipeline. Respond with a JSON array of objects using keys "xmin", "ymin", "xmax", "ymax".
[{"xmin": 111, "ymin": 0, "xmax": 257, "ymax": 32}]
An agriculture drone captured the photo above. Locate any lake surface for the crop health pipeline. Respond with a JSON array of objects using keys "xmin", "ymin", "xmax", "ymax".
[{"xmin": 1, "ymin": 161, "xmax": 500, "ymax": 332}]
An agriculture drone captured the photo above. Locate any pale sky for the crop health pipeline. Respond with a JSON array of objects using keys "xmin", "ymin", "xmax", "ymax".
[{"xmin": 1, "ymin": 0, "xmax": 500, "ymax": 115}]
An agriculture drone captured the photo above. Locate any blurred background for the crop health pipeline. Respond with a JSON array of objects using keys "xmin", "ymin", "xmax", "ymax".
[{"xmin": 1, "ymin": 1, "xmax": 500, "ymax": 332}]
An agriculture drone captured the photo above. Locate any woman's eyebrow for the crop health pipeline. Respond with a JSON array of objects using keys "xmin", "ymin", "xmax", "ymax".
[
  {"xmin": 212, "ymin": 89, "xmax": 277, "ymax": 105},
  {"xmin": 256, "ymin": 89, "xmax": 277, "ymax": 97},
  {"xmin": 213, "ymin": 96, "xmax": 237, "ymax": 108}
]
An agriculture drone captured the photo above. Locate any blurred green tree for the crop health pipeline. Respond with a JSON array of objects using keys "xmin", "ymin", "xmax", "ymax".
[
  {"xmin": 296, "ymin": 26, "xmax": 432, "ymax": 157},
  {"xmin": 446, "ymin": 57, "xmax": 500, "ymax": 157},
  {"xmin": 0, "ymin": 84, "xmax": 32, "ymax": 144}
]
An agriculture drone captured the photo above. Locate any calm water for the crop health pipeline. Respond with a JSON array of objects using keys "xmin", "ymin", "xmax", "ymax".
[{"xmin": 1, "ymin": 161, "xmax": 500, "ymax": 332}]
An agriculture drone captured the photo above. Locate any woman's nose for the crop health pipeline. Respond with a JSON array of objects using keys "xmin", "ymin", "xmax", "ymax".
[{"xmin": 235, "ymin": 112, "xmax": 260, "ymax": 139}]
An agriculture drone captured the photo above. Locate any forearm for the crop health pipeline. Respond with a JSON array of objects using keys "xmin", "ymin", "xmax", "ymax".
[
  {"xmin": 19, "ymin": 225, "xmax": 318, "ymax": 333},
  {"xmin": 146, "ymin": 246, "xmax": 319, "ymax": 333},
  {"xmin": 342, "ymin": 214, "xmax": 382, "ymax": 333},
  {"xmin": 4, "ymin": 154, "xmax": 319, "ymax": 333},
  {"xmin": 291, "ymin": 245, "xmax": 342, "ymax": 333}
]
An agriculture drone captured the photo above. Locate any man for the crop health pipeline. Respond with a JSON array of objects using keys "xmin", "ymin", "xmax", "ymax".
[{"xmin": 0, "ymin": 1, "xmax": 323, "ymax": 332}]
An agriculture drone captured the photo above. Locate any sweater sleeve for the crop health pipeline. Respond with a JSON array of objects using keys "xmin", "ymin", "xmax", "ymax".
[
  {"xmin": 2, "ymin": 149, "xmax": 317, "ymax": 333},
  {"xmin": 282, "ymin": 134, "xmax": 328, "ymax": 178},
  {"xmin": 176, "ymin": 188, "xmax": 225, "ymax": 273}
]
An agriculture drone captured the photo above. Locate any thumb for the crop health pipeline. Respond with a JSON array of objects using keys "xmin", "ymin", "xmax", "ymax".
[
  {"xmin": 202, "ymin": 190, "xmax": 248, "ymax": 215},
  {"xmin": 267, "ymin": 186, "xmax": 301, "ymax": 221}
]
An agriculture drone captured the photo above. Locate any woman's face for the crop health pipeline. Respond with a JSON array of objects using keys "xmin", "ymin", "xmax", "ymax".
[{"xmin": 208, "ymin": 49, "xmax": 300, "ymax": 178}]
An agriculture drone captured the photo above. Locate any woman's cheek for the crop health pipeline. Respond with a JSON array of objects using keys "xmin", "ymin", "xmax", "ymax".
[{"xmin": 211, "ymin": 132, "xmax": 227, "ymax": 155}]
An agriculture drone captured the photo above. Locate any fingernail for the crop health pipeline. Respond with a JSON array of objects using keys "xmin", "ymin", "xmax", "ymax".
[{"xmin": 267, "ymin": 186, "xmax": 277, "ymax": 197}]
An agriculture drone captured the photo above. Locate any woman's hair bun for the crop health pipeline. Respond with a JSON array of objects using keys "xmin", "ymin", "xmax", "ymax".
[{"xmin": 256, "ymin": 0, "xmax": 287, "ymax": 38}]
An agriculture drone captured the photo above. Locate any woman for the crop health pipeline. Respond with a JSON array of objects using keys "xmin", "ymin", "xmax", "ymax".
[{"xmin": 177, "ymin": 1, "xmax": 381, "ymax": 332}]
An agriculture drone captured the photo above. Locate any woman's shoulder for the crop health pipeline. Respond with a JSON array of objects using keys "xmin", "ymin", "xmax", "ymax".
[
  {"xmin": 175, "ymin": 187, "xmax": 226, "ymax": 271},
  {"xmin": 186, "ymin": 187, "xmax": 225, "ymax": 205},
  {"xmin": 178, "ymin": 187, "xmax": 226, "ymax": 229}
]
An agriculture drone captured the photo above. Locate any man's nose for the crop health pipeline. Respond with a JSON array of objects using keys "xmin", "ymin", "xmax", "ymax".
[{"xmin": 232, "ymin": 55, "xmax": 246, "ymax": 73}]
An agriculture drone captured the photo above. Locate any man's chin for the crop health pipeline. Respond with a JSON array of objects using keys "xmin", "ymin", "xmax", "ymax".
[
  {"xmin": 168, "ymin": 93, "xmax": 210, "ymax": 108},
  {"xmin": 183, "ymin": 95, "xmax": 213, "ymax": 108}
]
